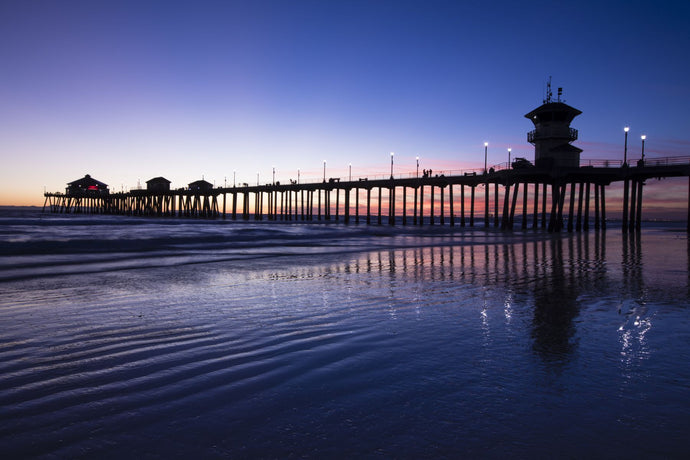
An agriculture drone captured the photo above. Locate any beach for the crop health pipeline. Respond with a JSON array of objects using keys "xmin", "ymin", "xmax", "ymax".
[{"xmin": 1, "ymin": 208, "xmax": 689, "ymax": 458}]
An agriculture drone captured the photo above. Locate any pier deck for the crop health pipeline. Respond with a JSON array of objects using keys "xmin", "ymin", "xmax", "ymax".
[{"xmin": 43, "ymin": 158, "xmax": 690, "ymax": 232}]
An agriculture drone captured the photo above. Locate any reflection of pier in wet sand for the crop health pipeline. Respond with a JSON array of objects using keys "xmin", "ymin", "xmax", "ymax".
[{"xmin": 289, "ymin": 229, "xmax": 682, "ymax": 365}]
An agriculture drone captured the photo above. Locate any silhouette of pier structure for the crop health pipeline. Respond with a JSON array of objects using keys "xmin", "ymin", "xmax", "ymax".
[
  {"xmin": 42, "ymin": 85, "xmax": 690, "ymax": 232},
  {"xmin": 42, "ymin": 161, "xmax": 690, "ymax": 233}
]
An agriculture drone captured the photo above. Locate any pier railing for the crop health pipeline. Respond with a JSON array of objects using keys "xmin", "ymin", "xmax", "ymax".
[
  {"xmin": 636, "ymin": 156, "xmax": 690, "ymax": 167},
  {"xmin": 528, "ymin": 127, "xmax": 578, "ymax": 143},
  {"xmin": 295, "ymin": 157, "xmax": 690, "ymax": 184}
]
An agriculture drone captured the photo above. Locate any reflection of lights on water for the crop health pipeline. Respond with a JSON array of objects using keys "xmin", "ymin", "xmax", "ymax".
[
  {"xmin": 481, "ymin": 304, "xmax": 488, "ymax": 322},
  {"xmin": 618, "ymin": 310, "xmax": 653, "ymax": 371},
  {"xmin": 504, "ymin": 296, "xmax": 513, "ymax": 323},
  {"xmin": 480, "ymin": 298, "xmax": 490, "ymax": 343},
  {"xmin": 412, "ymin": 287, "xmax": 421, "ymax": 317}
]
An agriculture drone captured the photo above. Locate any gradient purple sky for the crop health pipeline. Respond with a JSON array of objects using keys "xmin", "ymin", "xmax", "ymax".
[{"xmin": 1, "ymin": 0, "xmax": 689, "ymax": 206}]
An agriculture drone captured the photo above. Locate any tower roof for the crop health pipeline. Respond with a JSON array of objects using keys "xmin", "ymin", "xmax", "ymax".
[{"xmin": 525, "ymin": 102, "xmax": 582, "ymax": 124}]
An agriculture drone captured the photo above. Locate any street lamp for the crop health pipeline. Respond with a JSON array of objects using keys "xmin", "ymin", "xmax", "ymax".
[
  {"xmin": 349, "ymin": 163, "xmax": 352, "ymax": 182},
  {"xmin": 233, "ymin": 170, "xmax": 236, "ymax": 187},
  {"xmin": 298, "ymin": 169, "xmax": 300, "ymax": 184},
  {"xmin": 416, "ymin": 156, "xmax": 419, "ymax": 178},
  {"xmin": 323, "ymin": 160, "xmax": 326, "ymax": 182},
  {"xmin": 272, "ymin": 166, "xmax": 275, "ymax": 185},
  {"xmin": 224, "ymin": 176, "xmax": 227, "ymax": 188},
  {"xmin": 390, "ymin": 152, "xmax": 394, "ymax": 179},
  {"xmin": 624, "ymin": 126, "xmax": 629, "ymax": 166},
  {"xmin": 641, "ymin": 135, "xmax": 646, "ymax": 162},
  {"xmin": 257, "ymin": 172, "xmax": 260, "ymax": 186},
  {"xmin": 508, "ymin": 148, "xmax": 511, "ymax": 169},
  {"xmin": 484, "ymin": 142, "xmax": 488, "ymax": 173}
]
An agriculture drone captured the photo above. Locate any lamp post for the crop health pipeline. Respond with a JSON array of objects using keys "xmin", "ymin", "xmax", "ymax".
[
  {"xmin": 224, "ymin": 176, "xmax": 227, "ymax": 188},
  {"xmin": 272, "ymin": 166, "xmax": 275, "ymax": 185},
  {"xmin": 416, "ymin": 156, "xmax": 419, "ymax": 178},
  {"xmin": 390, "ymin": 152, "xmax": 394, "ymax": 179},
  {"xmin": 508, "ymin": 148, "xmax": 511, "ymax": 169},
  {"xmin": 483, "ymin": 142, "xmax": 489, "ymax": 227},
  {"xmin": 323, "ymin": 160, "xmax": 326, "ymax": 182},
  {"xmin": 641, "ymin": 135, "xmax": 646, "ymax": 162},
  {"xmin": 624, "ymin": 126, "xmax": 629, "ymax": 166},
  {"xmin": 298, "ymin": 169, "xmax": 300, "ymax": 184},
  {"xmin": 257, "ymin": 172, "xmax": 259, "ymax": 186},
  {"xmin": 233, "ymin": 170, "xmax": 236, "ymax": 187},
  {"xmin": 349, "ymin": 163, "xmax": 352, "ymax": 182}
]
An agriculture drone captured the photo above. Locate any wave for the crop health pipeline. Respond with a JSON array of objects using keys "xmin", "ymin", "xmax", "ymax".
[
  {"xmin": 4, "ymin": 208, "xmax": 680, "ymax": 282},
  {"xmin": 0, "ymin": 211, "xmax": 496, "ymax": 282}
]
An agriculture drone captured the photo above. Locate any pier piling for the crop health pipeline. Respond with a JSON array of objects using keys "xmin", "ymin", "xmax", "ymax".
[{"xmin": 43, "ymin": 161, "xmax": 690, "ymax": 232}]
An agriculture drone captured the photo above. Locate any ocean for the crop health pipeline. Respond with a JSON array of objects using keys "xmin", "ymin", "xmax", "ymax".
[{"xmin": 1, "ymin": 208, "xmax": 689, "ymax": 458}]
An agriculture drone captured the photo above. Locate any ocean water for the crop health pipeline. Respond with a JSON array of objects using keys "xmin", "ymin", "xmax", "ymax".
[{"xmin": 1, "ymin": 208, "xmax": 689, "ymax": 458}]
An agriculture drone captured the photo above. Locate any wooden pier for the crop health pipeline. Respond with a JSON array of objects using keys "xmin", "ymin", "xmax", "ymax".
[
  {"xmin": 43, "ymin": 157, "xmax": 690, "ymax": 232},
  {"xmin": 45, "ymin": 88, "xmax": 690, "ymax": 232}
]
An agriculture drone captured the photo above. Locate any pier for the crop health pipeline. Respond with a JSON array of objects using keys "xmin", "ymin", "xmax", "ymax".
[
  {"xmin": 42, "ymin": 157, "xmax": 690, "ymax": 232},
  {"xmin": 41, "ymin": 87, "xmax": 690, "ymax": 232}
]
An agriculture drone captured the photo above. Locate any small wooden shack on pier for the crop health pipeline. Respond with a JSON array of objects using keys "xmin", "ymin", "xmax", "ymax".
[
  {"xmin": 146, "ymin": 177, "xmax": 171, "ymax": 193},
  {"xmin": 188, "ymin": 179, "xmax": 213, "ymax": 192},
  {"xmin": 66, "ymin": 174, "xmax": 109, "ymax": 195}
]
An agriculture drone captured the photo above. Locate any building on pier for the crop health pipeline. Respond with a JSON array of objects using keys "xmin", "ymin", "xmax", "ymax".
[
  {"xmin": 188, "ymin": 179, "xmax": 213, "ymax": 192},
  {"xmin": 66, "ymin": 174, "xmax": 109, "ymax": 195},
  {"xmin": 525, "ymin": 83, "xmax": 582, "ymax": 169},
  {"xmin": 146, "ymin": 177, "xmax": 171, "ymax": 193}
]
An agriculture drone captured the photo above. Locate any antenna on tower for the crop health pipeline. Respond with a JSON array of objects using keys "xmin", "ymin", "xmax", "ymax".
[{"xmin": 543, "ymin": 76, "xmax": 553, "ymax": 103}]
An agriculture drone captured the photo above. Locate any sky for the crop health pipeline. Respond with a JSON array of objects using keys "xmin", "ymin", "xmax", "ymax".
[{"xmin": 1, "ymin": 0, "xmax": 689, "ymax": 207}]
